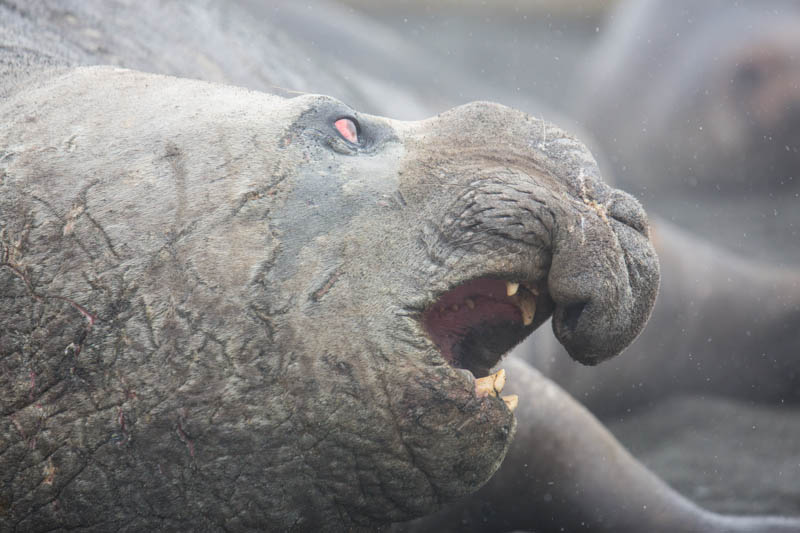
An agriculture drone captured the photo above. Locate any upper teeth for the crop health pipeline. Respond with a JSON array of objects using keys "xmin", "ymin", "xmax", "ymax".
[
  {"xmin": 508, "ymin": 284, "xmax": 536, "ymax": 326},
  {"xmin": 506, "ymin": 281, "xmax": 519, "ymax": 296},
  {"xmin": 516, "ymin": 291, "xmax": 536, "ymax": 326}
]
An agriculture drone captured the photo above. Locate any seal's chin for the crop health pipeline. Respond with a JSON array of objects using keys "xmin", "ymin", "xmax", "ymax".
[{"xmin": 422, "ymin": 278, "xmax": 539, "ymax": 378}]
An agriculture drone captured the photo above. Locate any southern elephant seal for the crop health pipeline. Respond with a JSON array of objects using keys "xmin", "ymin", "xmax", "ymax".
[
  {"xmin": 0, "ymin": 66, "xmax": 659, "ymax": 530},
  {"xmin": 2, "ymin": 1, "xmax": 800, "ymax": 532}
]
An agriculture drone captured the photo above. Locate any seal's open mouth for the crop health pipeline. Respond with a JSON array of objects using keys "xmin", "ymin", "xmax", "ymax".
[{"xmin": 422, "ymin": 278, "xmax": 542, "ymax": 379}]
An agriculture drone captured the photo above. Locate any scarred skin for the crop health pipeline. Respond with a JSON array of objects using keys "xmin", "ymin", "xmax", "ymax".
[
  {"xmin": 2, "ymin": 2, "xmax": 800, "ymax": 532},
  {"xmin": 0, "ymin": 67, "xmax": 657, "ymax": 530}
]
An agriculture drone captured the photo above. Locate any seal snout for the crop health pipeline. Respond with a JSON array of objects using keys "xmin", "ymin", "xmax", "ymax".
[
  {"xmin": 548, "ymin": 188, "xmax": 660, "ymax": 365},
  {"xmin": 404, "ymin": 101, "xmax": 659, "ymax": 370}
]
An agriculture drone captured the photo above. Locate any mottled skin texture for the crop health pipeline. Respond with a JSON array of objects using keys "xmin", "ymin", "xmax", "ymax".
[
  {"xmin": 0, "ymin": 67, "xmax": 657, "ymax": 530},
  {"xmin": 2, "ymin": 2, "xmax": 800, "ymax": 532}
]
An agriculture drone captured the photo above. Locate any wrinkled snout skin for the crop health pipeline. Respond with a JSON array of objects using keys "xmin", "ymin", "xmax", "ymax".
[
  {"xmin": 0, "ymin": 67, "xmax": 658, "ymax": 531},
  {"xmin": 401, "ymin": 103, "xmax": 660, "ymax": 364}
]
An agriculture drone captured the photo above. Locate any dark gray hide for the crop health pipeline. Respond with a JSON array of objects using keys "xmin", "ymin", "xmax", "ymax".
[
  {"xmin": 0, "ymin": 66, "xmax": 656, "ymax": 530},
  {"xmin": 3, "ymin": 1, "xmax": 799, "ymax": 532},
  {"xmin": 573, "ymin": 0, "xmax": 800, "ymax": 195}
]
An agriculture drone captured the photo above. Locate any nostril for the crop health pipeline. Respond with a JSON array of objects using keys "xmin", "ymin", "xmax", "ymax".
[{"xmin": 562, "ymin": 302, "xmax": 586, "ymax": 333}]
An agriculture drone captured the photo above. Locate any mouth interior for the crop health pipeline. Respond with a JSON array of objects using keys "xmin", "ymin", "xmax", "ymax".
[{"xmin": 422, "ymin": 278, "xmax": 538, "ymax": 378}]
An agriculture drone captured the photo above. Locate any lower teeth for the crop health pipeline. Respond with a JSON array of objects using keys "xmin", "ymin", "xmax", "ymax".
[
  {"xmin": 473, "ymin": 369, "xmax": 520, "ymax": 412},
  {"xmin": 502, "ymin": 394, "xmax": 519, "ymax": 412},
  {"xmin": 475, "ymin": 368, "xmax": 506, "ymax": 397}
]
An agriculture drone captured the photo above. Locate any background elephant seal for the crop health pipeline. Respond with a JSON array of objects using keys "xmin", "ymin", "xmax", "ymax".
[
  {"xmin": 570, "ymin": 0, "xmax": 800, "ymax": 264},
  {"xmin": 0, "ymin": 66, "xmax": 658, "ymax": 530},
  {"xmin": 573, "ymin": 0, "xmax": 800, "ymax": 196}
]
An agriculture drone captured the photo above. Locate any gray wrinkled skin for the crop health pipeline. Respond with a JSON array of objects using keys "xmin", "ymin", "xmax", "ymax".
[
  {"xmin": 4, "ymin": 2, "xmax": 799, "ymax": 532},
  {"xmin": 0, "ymin": 67, "xmax": 657, "ymax": 530}
]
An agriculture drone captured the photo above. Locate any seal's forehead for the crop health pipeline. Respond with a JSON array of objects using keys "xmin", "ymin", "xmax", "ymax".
[
  {"xmin": 6, "ymin": 66, "xmax": 293, "ymax": 118},
  {"xmin": 0, "ymin": 66, "xmax": 333, "ymax": 149},
  {"xmin": 396, "ymin": 100, "xmax": 604, "ymax": 199}
]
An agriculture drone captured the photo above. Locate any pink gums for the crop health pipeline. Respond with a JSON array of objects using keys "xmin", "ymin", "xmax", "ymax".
[{"xmin": 422, "ymin": 278, "xmax": 523, "ymax": 364}]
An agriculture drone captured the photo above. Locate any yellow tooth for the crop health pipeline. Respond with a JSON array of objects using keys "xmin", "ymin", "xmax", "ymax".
[
  {"xmin": 518, "ymin": 292, "xmax": 536, "ymax": 326},
  {"xmin": 474, "ymin": 369, "xmax": 506, "ymax": 398},
  {"xmin": 493, "ymin": 368, "xmax": 506, "ymax": 394},
  {"xmin": 502, "ymin": 394, "xmax": 519, "ymax": 412},
  {"xmin": 475, "ymin": 375, "xmax": 496, "ymax": 397},
  {"xmin": 506, "ymin": 281, "xmax": 519, "ymax": 296},
  {"xmin": 465, "ymin": 298, "xmax": 475, "ymax": 310}
]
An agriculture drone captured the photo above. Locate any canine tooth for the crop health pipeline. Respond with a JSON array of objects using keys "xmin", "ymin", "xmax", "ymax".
[
  {"xmin": 502, "ymin": 394, "xmax": 519, "ymax": 412},
  {"xmin": 475, "ymin": 369, "xmax": 506, "ymax": 398},
  {"xmin": 465, "ymin": 298, "xmax": 475, "ymax": 310},
  {"xmin": 475, "ymin": 375, "xmax": 496, "ymax": 398},
  {"xmin": 493, "ymin": 368, "xmax": 506, "ymax": 394},
  {"xmin": 518, "ymin": 292, "xmax": 536, "ymax": 326},
  {"xmin": 506, "ymin": 281, "xmax": 519, "ymax": 296}
]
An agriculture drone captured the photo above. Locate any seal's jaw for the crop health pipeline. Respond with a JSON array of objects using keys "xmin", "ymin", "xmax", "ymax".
[{"xmin": 422, "ymin": 278, "xmax": 547, "ymax": 379}]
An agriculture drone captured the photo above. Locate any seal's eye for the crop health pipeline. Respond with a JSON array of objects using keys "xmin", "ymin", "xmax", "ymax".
[{"xmin": 334, "ymin": 117, "xmax": 359, "ymax": 144}]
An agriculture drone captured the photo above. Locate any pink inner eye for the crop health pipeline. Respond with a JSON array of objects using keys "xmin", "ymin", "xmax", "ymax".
[{"xmin": 334, "ymin": 118, "xmax": 359, "ymax": 144}]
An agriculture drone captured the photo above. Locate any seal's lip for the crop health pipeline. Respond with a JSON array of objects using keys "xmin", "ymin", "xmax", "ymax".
[{"xmin": 421, "ymin": 277, "xmax": 546, "ymax": 379}]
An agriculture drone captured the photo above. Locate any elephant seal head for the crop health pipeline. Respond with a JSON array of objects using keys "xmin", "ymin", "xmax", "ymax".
[{"xmin": 0, "ymin": 67, "xmax": 658, "ymax": 530}]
